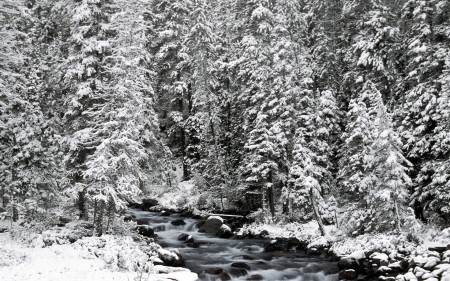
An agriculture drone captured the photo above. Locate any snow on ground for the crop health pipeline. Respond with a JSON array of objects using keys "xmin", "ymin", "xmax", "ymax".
[
  {"xmin": 238, "ymin": 219, "xmax": 450, "ymax": 257},
  {"xmin": 0, "ymin": 227, "xmax": 197, "ymax": 281}
]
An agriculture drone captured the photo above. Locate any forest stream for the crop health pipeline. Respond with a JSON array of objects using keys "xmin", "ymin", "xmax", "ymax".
[{"xmin": 128, "ymin": 209, "xmax": 339, "ymax": 281}]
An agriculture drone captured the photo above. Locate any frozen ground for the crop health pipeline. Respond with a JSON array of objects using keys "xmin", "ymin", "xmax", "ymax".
[{"xmin": 0, "ymin": 227, "xmax": 197, "ymax": 281}]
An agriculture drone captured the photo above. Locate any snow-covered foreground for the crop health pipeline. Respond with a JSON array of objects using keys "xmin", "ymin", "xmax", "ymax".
[{"xmin": 0, "ymin": 231, "xmax": 197, "ymax": 281}]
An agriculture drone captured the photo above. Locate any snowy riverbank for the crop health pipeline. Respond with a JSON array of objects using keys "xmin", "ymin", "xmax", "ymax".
[{"xmin": 0, "ymin": 222, "xmax": 198, "ymax": 281}]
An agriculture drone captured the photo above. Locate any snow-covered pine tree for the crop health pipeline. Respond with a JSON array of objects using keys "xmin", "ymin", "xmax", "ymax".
[
  {"xmin": 338, "ymin": 97, "xmax": 374, "ymax": 234},
  {"xmin": 59, "ymin": 0, "xmax": 166, "ymax": 232},
  {"xmin": 289, "ymin": 88, "xmax": 340, "ymax": 235},
  {"xmin": 361, "ymin": 82, "xmax": 411, "ymax": 232},
  {"xmin": 150, "ymin": 0, "xmax": 192, "ymax": 180},
  {"xmin": 234, "ymin": 0, "xmax": 305, "ymax": 218},
  {"xmin": 399, "ymin": 0, "xmax": 450, "ymax": 224}
]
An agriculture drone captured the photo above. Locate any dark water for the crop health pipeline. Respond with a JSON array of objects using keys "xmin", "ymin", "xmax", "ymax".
[{"xmin": 128, "ymin": 209, "xmax": 339, "ymax": 281}]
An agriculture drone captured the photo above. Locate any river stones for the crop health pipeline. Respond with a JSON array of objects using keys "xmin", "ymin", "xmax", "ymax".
[
  {"xmin": 263, "ymin": 237, "xmax": 306, "ymax": 252},
  {"xmin": 178, "ymin": 233, "xmax": 190, "ymax": 241},
  {"xmin": 204, "ymin": 267, "xmax": 223, "ymax": 275},
  {"xmin": 136, "ymin": 225, "xmax": 154, "ymax": 237},
  {"xmin": 136, "ymin": 219, "xmax": 149, "ymax": 225},
  {"xmin": 232, "ymin": 255, "xmax": 254, "ymax": 260},
  {"xmin": 231, "ymin": 262, "xmax": 251, "ymax": 270},
  {"xmin": 199, "ymin": 216, "xmax": 223, "ymax": 234},
  {"xmin": 229, "ymin": 268, "xmax": 248, "ymax": 277},
  {"xmin": 157, "ymin": 248, "xmax": 186, "ymax": 267},
  {"xmin": 338, "ymin": 257, "xmax": 359, "ymax": 271},
  {"xmin": 141, "ymin": 198, "xmax": 158, "ymax": 210},
  {"xmin": 216, "ymin": 224, "xmax": 233, "ymax": 239},
  {"xmin": 217, "ymin": 272, "xmax": 231, "ymax": 280},
  {"xmin": 171, "ymin": 219, "xmax": 186, "ymax": 226},
  {"xmin": 246, "ymin": 274, "xmax": 263, "ymax": 280},
  {"xmin": 338, "ymin": 269, "xmax": 358, "ymax": 280}
]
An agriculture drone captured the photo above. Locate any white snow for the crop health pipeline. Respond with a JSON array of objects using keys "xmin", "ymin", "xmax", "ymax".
[{"xmin": 0, "ymin": 230, "xmax": 197, "ymax": 281}]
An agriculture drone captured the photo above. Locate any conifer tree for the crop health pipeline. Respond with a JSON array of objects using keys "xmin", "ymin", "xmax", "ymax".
[{"xmin": 58, "ymin": 0, "xmax": 166, "ymax": 231}]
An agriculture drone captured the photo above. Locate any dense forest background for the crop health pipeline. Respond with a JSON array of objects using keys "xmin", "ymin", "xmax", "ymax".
[{"xmin": 1, "ymin": 0, "xmax": 450, "ymax": 236}]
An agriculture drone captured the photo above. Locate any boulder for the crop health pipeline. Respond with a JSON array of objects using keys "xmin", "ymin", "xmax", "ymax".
[
  {"xmin": 259, "ymin": 230, "xmax": 270, "ymax": 238},
  {"xmin": 246, "ymin": 274, "xmax": 263, "ymax": 280},
  {"xmin": 338, "ymin": 257, "xmax": 359, "ymax": 271},
  {"xmin": 199, "ymin": 216, "xmax": 223, "ymax": 234},
  {"xmin": 171, "ymin": 219, "xmax": 186, "ymax": 226},
  {"xmin": 338, "ymin": 269, "xmax": 358, "ymax": 280},
  {"xmin": 204, "ymin": 267, "xmax": 223, "ymax": 275},
  {"xmin": 141, "ymin": 198, "xmax": 158, "ymax": 210},
  {"xmin": 371, "ymin": 253, "xmax": 389, "ymax": 266},
  {"xmin": 136, "ymin": 225, "xmax": 154, "ymax": 237},
  {"xmin": 157, "ymin": 248, "xmax": 185, "ymax": 267},
  {"xmin": 232, "ymin": 255, "xmax": 254, "ymax": 260},
  {"xmin": 160, "ymin": 210, "xmax": 171, "ymax": 216},
  {"xmin": 136, "ymin": 219, "xmax": 149, "ymax": 225},
  {"xmin": 388, "ymin": 261, "xmax": 404, "ymax": 271},
  {"xmin": 404, "ymin": 272, "xmax": 418, "ymax": 281},
  {"xmin": 123, "ymin": 215, "xmax": 133, "ymax": 222},
  {"xmin": 196, "ymin": 221, "xmax": 206, "ymax": 229},
  {"xmin": 423, "ymin": 257, "xmax": 439, "ymax": 270},
  {"xmin": 414, "ymin": 256, "xmax": 429, "ymax": 267},
  {"xmin": 185, "ymin": 235, "xmax": 195, "ymax": 243},
  {"xmin": 216, "ymin": 224, "xmax": 233, "ymax": 239},
  {"xmin": 231, "ymin": 262, "xmax": 251, "ymax": 271},
  {"xmin": 432, "ymin": 263, "xmax": 450, "ymax": 276},
  {"xmin": 178, "ymin": 233, "xmax": 190, "ymax": 241},
  {"xmin": 378, "ymin": 266, "xmax": 393, "ymax": 274},
  {"xmin": 229, "ymin": 268, "xmax": 248, "ymax": 277},
  {"xmin": 421, "ymin": 272, "xmax": 438, "ymax": 279},
  {"xmin": 217, "ymin": 272, "xmax": 231, "ymax": 280},
  {"xmin": 180, "ymin": 210, "xmax": 193, "ymax": 217}
]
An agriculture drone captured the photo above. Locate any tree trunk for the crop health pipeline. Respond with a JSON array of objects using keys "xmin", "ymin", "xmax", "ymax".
[
  {"xmin": 268, "ymin": 171, "xmax": 275, "ymax": 218},
  {"xmin": 394, "ymin": 198, "xmax": 401, "ymax": 231},
  {"xmin": 106, "ymin": 196, "xmax": 115, "ymax": 232},
  {"xmin": 93, "ymin": 199, "xmax": 98, "ymax": 226},
  {"xmin": 12, "ymin": 203, "xmax": 19, "ymax": 222},
  {"xmin": 310, "ymin": 187, "xmax": 326, "ymax": 236},
  {"xmin": 78, "ymin": 189, "xmax": 89, "ymax": 220},
  {"xmin": 95, "ymin": 199, "xmax": 104, "ymax": 236}
]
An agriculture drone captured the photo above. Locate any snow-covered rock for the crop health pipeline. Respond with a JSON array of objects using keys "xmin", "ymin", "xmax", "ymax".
[
  {"xmin": 157, "ymin": 248, "xmax": 185, "ymax": 267},
  {"xmin": 424, "ymin": 257, "xmax": 440, "ymax": 270},
  {"xmin": 432, "ymin": 263, "xmax": 450, "ymax": 276},
  {"xmin": 199, "ymin": 216, "xmax": 223, "ymax": 234},
  {"xmin": 412, "ymin": 256, "xmax": 428, "ymax": 267},
  {"xmin": 371, "ymin": 252, "xmax": 389, "ymax": 265},
  {"xmin": 216, "ymin": 224, "xmax": 233, "ymax": 238},
  {"xmin": 404, "ymin": 271, "xmax": 418, "ymax": 281},
  {"xmin": 421, "ymin": 272, "xmax": 438, "ymax": 280}
]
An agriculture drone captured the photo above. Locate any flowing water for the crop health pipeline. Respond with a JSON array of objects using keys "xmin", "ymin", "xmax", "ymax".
[{"xmin": 128, "ymin": 209, "xmax": 339, "ymax": 281}]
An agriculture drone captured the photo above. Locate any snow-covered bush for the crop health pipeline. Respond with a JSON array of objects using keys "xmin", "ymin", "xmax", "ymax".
[{"xmin": 74, "ymin": 235, "xmax": 159, "ymax": 272}]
